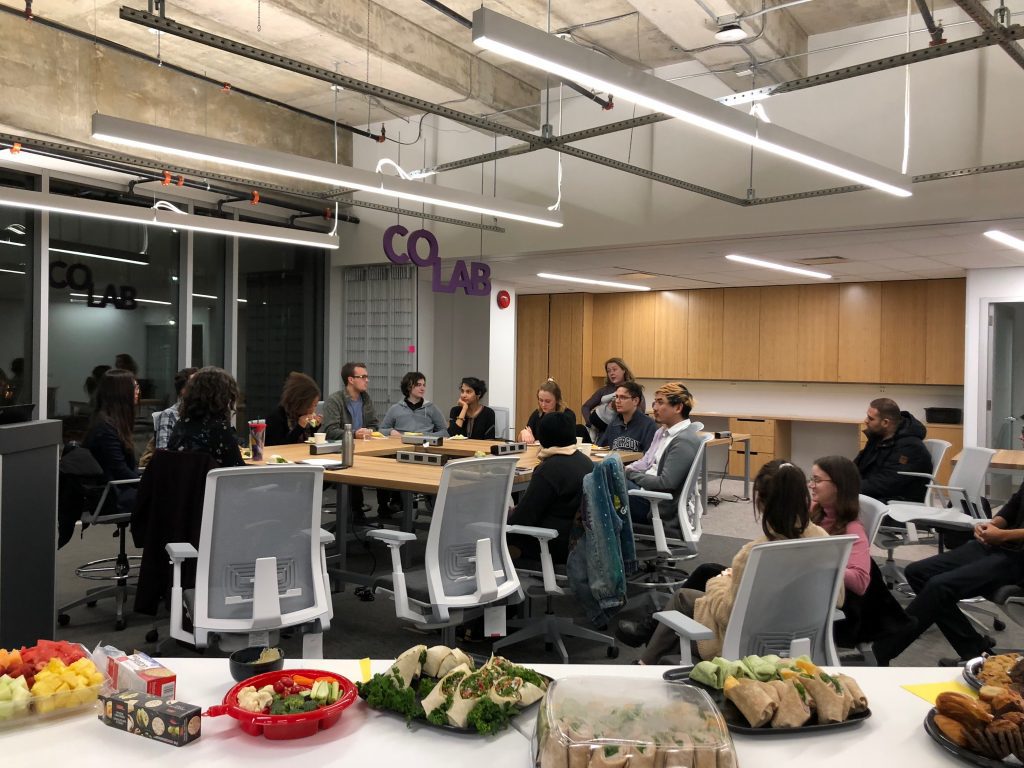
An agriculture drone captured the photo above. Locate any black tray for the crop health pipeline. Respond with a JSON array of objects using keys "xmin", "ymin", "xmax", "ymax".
[
  {"xmin": 359, "ymin": 670, "xmax": 551, "ymax": 735},
  {"xmin": 923, "ymin": 708, "xmax": 1018, "ymax": 767},
  {"xmin": 676, "ymin": 673, "xmax": 872, "ymax": 735},
  {"xmin": 962, "ymin": 654, "xmax": 1024, "ymax": 691}
]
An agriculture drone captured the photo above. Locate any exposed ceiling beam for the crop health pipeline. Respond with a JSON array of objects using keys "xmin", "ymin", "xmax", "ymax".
[{"xmin": 951, "ymin": 0, "xmax": 1024, "ymax": 71}]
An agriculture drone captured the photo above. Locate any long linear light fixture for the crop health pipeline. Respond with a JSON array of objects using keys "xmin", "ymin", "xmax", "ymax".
[
  {"xmin": 537, "ymin": 272, "xmax": 652, "ymax": 291},
  {"xmin": 984, "ymin": 230, "xmax": 1024, "ymax": 251},
  {"xmin": 0, "ymin": 187, "xmax": 339, "ymax": 249},
  {"xmin": 725, "ymin": 254, "xmax": 831, "ymax": 279},
  {"xmin": 50, "ymin": 242, "xmax": 149, "ymax": 266},
  {"xmin": 92, "ymin": 114, "xmax": 563, "ymax": 228},
  {"xmin": 69, "ymin": 292, "xmax": 171, "ymax": 305},
  {"xmin": 472, "ymin": 7, "xmax": 912, "ymax": 198}
]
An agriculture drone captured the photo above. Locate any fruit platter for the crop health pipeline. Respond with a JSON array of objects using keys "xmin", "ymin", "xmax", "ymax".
[
  {"xmin": 357, "ymin": 644, "xmax": 550, "ymax": 735},
  {"xmin": 0, "ymin": 640, "xmax": 106, "ymax": 728}
]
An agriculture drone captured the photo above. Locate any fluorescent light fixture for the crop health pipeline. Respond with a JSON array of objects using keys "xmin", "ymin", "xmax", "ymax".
[
  {"xmin": 984, "ymin": 230, "xmax": 1024, "ymax": 251},
  {"xmin": 50, "ymin": 244, "xmax": 148, "ymax": 266},
  {"xmin": 725, "ymin": 254, "xmax": 832, "ymax": 279},
  {"xmin": 0, "ymin": 187, "xmax": 339, "ymax": 249},
  {"xmin": 473, "ymin": 8, "xmax": 912, "ymax": 198},
  {"xmin": 0, "ymin": 267, "xmax": 25, "ymax": 275},
  {"xmin": 192, "ymin": 293, "xmax": 218, "ymax": 300},
  {"xmin": 92, "ymin": 114, "xmax": 563, "ymax": 228},
  {"xmin": 69, "ymin": 292, "xmax": 172, "ymax": 305},
  {"xmin": 0, "ymin": 240, "xmax": 26, "ymax": 248},
  {"xmin": 537, "ymin": 272, "xmax": 652, "ymax": 291}
]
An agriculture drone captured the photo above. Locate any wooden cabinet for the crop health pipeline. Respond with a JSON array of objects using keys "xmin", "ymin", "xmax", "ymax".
[
  {"xmin": 652, "ymin": 290, "xmax": 688, "ymax": 378},
  {"xmin": 838, "ymin": 283, "xmax": 882, "ymax": 382},
  {"xmin": 926, "ymin": 279, "xmax": 966, "ymax": 385},
  {"xmin": 728, "ymin": 417, "xmax": 792, "ymax": 477},
  {"xmin": 758, "ymin": 286, "xmax": 800, "ymax": 381},
  {"xmin": 621, "ymin": 292, "xmax": 657, "ymax": 375},
  {"xmin": 721, "ymin": 287, "xmax": 760, "ymax": 380},
  {"xmin": 590, "ymin": 293, "xmax": 626, "ymax": 377},
  {"xmin": 515, "ymin": 294, "xmax": 550, "ymax": 431},
  {"xmin": 880, "ymin": 281, "xmax": 928, "ymax": 383},
  {"xmin": 687, "ymin": 289, "xmax": 723, "ymax": 379},
  {"xmin": 796, "ymin": 284, "xmax": 839, "ymax": 381},
  {"xmin": 548, "ymin": 294, "xmax": 590, "ymax": 425}
]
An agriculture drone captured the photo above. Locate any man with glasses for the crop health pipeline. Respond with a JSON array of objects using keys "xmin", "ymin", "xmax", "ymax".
[
  {"xmin": 323, "ymin": 362, "xmax": 379, "ymax": 521},
  {"xmin": 596, "ymin": 381, "xmax": 657, "ymax": 453}
]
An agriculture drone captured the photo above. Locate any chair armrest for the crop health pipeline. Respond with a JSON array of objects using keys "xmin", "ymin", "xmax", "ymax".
[
  {"xmin": 653, "ymin": 610, "xmax": 716, "ymax": 641},
  {"xmin": 165, "ymin": 542, "xmax": 198, "ymax": 562},
  {"xmin": 897, "ymin": 471, "xmax": 935, "ymax": 479},
  {"xmin": 506, "ymin": 524, "xmax": 558, "ymax": 542},
  {"xmin": 319, "ymin": 528, "xmax": 335, "ymax": 546},
  {"xmin": 926, "ymin": 483, "xmax": 967, "ymax": 494},
  {"xmin": 366, "ymin": 529, "xmax": 416, "ymax": 545},
  {"xmin": 108, "ymin": 478, "xmax": 142, "ymax": 487},
  {"xmin": 628, "ymin": 489, "xmax": 673, "ymax": 501}
]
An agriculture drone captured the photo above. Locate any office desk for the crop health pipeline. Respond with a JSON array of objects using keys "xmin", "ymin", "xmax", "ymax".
[
  {"xmin": 0, "ymin": 659, "xmax": 972, "ymax": 768},
  {"xmin": 953, "ymin": 449, "xmax": 1024, "ymax": 471}
]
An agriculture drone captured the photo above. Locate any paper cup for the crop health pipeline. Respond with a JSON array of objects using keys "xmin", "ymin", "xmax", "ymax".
[
  {"xmin": 575, "ymin": 437, "xmax": 584, "ymax": 446},
  {"xmin": 577, "ymin": 443, "xmax": 592, "ymax": 456},
  {"xmin": 313, "ymin": 432, "xmax": 327, "ymax": 444}
]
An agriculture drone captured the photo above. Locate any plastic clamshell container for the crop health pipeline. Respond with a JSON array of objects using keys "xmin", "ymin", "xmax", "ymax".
[
  {"xmin": 0, "ymin": 645, "xmax": 108, "ymax": 730},
  {"xmin": 533, "ymin": 676, "xmax": 738, "ymax": 768},
  {"xmin": 207, "ymin": 669, "xmax": 357, "ymax": 740}
]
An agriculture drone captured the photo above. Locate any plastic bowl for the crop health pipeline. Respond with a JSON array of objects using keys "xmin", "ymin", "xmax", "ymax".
[
  {"xmin": 228, "ymin": 647, "xmax": 285, "ymax": 683},
  {"xmin": 208, "ymin": 668, "xmax": 357, "ymax": 740}
]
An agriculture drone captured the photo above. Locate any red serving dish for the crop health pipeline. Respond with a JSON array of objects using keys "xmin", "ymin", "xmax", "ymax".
[{"xmin": 206, "ymin": 669, "xmax": 357, "ymax": 740}]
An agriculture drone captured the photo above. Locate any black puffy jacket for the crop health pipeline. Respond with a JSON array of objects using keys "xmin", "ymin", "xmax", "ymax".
[{"xmin": 854, "ymin": 411, "xmax": 933, "ymax": 502}]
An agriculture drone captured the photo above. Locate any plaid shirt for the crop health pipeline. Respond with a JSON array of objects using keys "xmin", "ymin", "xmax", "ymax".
[{"xmin": 154, "ymin": 402, "xmax": 181, "ymax": 450}]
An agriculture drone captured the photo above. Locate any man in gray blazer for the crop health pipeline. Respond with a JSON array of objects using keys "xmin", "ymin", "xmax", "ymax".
[{"xmin": 624, "ymin": 382, "xmax": 701, "ymax": 524}]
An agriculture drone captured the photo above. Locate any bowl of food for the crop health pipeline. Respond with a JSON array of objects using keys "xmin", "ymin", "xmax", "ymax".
[{"xmin": 228, "ymin": 647, "xmax": 285, "ymax": 683}]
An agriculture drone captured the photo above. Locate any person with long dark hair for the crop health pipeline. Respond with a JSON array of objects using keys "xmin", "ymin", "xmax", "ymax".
[
  {"xmin": 83, "ymin": 368, "xmax": 141, "ymax": 512},
  {"xmin": 166, "ymin": 366, "xmax": 245, "ymax": 467},
  {"xmin": 379, "ymin": 372, "xmax": 448, "ymax": 437},
  {"xmin": 448, "ymin": 377, "xmax": 495, "ymax": 439},
  {"xmin": 810, "ymin": 455, "xmax": 870, "ymax": 596},
  {"xmin": 266, "ymin": 371, "xmax": 321, "ymax": 446},
  {"xmin": 625, "ymin": 460, "xmax": 835, "ymax": 664}
]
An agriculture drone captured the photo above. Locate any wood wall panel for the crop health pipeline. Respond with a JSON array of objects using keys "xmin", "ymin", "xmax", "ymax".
[
  {"xmin": 881, "ymin": 281, "xmax": 928, "ymax": 383},
  {"xmin": 622, "ymin": 292, "xmax": 657, "ymax": 376},
  {"xmin": 796, "ymin": 284, "xmax": 839, "ymax": 381},
  {"xmin": 758, "ymin": 286, "xmax": 800, "ymax": 381},
  {"xmin": 721, "ymin": 287, "xmax": 761, "ymax": 380},
  {"xmin": 687, "ymin": 289, "xmax": 724, "ymax": 379},
  {"xmin": 653, "ymin": 290, "xmax": 688, "ymax": 378},
  {"xmin": 926, "ymin": 279, "xmax": 966, "ymax": 385},
  {"xmin": 515, "ymin": 294, "xmax": 550, "ymax": 431},
  {"xmin": 548, "ymin": 294, "xmax": 587, "ymax": 423},
  {"xmin": 838, "ymin": 283, "xmax": 882, "ymax": 382},
  {"xmin": 590, "ymin": 293, "xmax": 626, "ymax": 377}
]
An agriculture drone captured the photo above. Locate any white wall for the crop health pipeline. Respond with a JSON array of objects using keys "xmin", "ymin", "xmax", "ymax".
[{"xmin": 488, "ymin": 282, "xmax": 517, "ymax": 438}]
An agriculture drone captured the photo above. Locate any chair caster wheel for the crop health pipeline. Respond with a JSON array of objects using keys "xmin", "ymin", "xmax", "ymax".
[
  {"xmin": 994, "ymin": 619, "xmax": 1007, "ymax": 631},
  {"xmin": 86, "ymin": 601, "xmax": 97, "ymax": 608},
  {"xmin": 57, "ymin": 613, "xmax": 70, "ymax": 627},
  {"xmin": 145, "ymin": 629, "xmax": 159, "ymax": 643},
  {"xmin": 607, "ymin": 646, "xmax": 620, "ymax": 659},
  {"xmin": 115, "ymin": 619, "xmax": 126, "ymax": 631}
]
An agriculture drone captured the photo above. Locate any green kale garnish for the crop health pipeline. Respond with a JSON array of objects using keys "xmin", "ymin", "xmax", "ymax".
[
  {"xmin": 466, "ymin": 699, "xmax": 517, "ymax": 735},
  {"xmin": 417, "ymin": 677, "xmax": 438, "ymax": 699},
  {"xmin": 503, "ymin": 664, "xmax": 544, "ymax": 688},
  {"xmin": 357, "ymin": 672, "xmax": 421, "ymax": 722}
]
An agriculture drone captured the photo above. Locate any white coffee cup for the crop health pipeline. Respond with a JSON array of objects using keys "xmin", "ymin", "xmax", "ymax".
[
  {"xmin": 575, "ymin": 437, "xmax": 584, "ymax": 446},
  {"xmin": 577, "ymin": 442, "xmax": 592, "ymax": 456},
  {"xmin": 313, "ymin": 432, "xmax": 327, "ymax": 444}
]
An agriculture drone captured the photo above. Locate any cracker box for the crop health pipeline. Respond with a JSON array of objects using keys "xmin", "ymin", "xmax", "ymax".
[
  {"xmin": 98, "ymin": 690, "xmax": 201, "ymax": 746},
  {"xmin": 106, "ymin": 652, "xmax": 177, "ymax": 698}
]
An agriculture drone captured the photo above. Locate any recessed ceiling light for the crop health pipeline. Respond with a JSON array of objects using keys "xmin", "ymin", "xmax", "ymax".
[
  {"xmin": 984, "ymin": 230, "xmax": 1024, "ymax": 252},
  {"xmin": 537, "ymin": 272, "xmax": 652, "ymax": 291},
  {"xmin": 725, "ymin": 254, "xmax": 831, "ymax": 279}
]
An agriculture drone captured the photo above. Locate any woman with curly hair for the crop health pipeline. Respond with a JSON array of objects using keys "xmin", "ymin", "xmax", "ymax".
[
  {"xmin": 266, "ymin": 372, "xmax": 321, "ymax": 446},
  {"xmin": 166, "ymin": 366, "xmax": 245, "ymax": 467},
  {"xmin": 83, "ymin": 368, "xmax": 141, "ymax": 512}
]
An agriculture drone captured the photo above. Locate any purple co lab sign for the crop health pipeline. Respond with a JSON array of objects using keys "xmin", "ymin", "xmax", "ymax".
[{"xmin": 383, "ymin": 224, "xmax": 491, "ymax": 296}]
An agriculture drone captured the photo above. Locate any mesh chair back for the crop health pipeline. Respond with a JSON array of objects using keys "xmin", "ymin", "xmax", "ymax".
[
  {"xmin": 492, "ymin": 407, "xmax": 510, "ymax": 441},
  {"xmin": 857, "ymin": 494, "xmax": 887, "ymax": 546},
  {"xmin": 424, "ymin": 456, "xmax": 520, "ymax": 609},
  {"xmin": 946, "ymin": 447, "xmax": 996, "ymax": 514},
  {"xmin": 723, "ymin": 535, "xmax": 856, "ymax": 666},
  {"xmin": 672, "ymin": 433, "xmax": 713, "ymax": 542},
  {"xmin": 193, "ymin": 465, "xmax": 329, "ymax": 631}
]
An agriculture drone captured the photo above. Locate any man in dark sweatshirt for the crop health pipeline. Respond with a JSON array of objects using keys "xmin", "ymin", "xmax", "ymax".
[
  {"xmin": 854, "ymin": 397, "xmax": 933, "ymax": 502},
  {"xmin": 597, "ymin": 381, "xmax": 658, "ymax": 454}
]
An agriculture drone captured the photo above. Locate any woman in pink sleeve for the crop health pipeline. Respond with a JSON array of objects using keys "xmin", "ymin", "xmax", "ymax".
[{"xmin": 809, "ymin": 455, "xmax": 871, "ymax": 596}]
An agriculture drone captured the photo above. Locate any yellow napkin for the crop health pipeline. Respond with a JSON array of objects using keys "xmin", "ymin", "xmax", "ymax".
[
  {"xmin": 901, "ymin": 680, "xmax": 979, "ymax": 704},
  {"xmin": 359, "ymin": 657, "xmax": 372, "ymax": 684}
]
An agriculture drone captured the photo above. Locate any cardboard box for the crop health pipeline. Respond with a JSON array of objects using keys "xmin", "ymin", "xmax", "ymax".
[
  {"xmin": 106, "ymin": 652, "xmax": 177, "ymax": 699},
  {"xmin": 98, "ymin": 690, "xmax": 201, "ymax": 746}
]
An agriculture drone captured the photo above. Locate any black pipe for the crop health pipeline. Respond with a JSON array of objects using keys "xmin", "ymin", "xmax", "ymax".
[
  {"xmin": 417, "ymin": 0, "xmax": 613, "ymax": 109},
  {"xmin": 914, "ymin": 0, "xmax": 946, "ymax": 45},
  {"xmin": 0, "ymin": 3, "xmax": 382, "ymax": 142}
]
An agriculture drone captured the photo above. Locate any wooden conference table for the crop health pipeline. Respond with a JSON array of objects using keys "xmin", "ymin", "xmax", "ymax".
[{"xmin": 0, "ymin": 660, "xmax": 979, "ymax": 767}]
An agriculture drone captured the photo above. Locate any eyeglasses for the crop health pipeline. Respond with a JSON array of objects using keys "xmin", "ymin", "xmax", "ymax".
[
  {"xmin": 613, "ymin": 394, "xmax": 637, "ymax": 401},
  {"xmin": 352, "ymin": 374, "xmax": 369, "ymax": 379},
  {"xmin": 808, "ymin": 478, "xmax": 832, "ymax": 487}
]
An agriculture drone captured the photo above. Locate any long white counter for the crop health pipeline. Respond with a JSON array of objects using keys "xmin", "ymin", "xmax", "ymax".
[{"xmin": 0, "ymin": 660, "xmax": 971, "ymax": 766}]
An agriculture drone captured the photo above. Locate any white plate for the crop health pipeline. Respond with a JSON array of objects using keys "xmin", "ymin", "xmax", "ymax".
[{"xmin": 300, "ymin": 458, "xmax": 346, "ymax": 468}]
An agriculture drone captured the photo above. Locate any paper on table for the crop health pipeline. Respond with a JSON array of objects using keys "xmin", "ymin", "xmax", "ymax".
[
  {"xmin": 359, "ymin": 658, "xmax": 372, "ymax": 684},
  {"xmin": 901, "ymin": 680, "xmax": 979, "ymax": 704}
]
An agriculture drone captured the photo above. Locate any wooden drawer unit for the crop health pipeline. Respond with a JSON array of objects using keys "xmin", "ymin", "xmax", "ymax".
[
  {"xmin": 730, "ymin": 417, "xmax": 775, "ymax": 436},
  {"xmin": 746, "ymin": 434, "xmax": 775, "ymax": 453},
  {"xmin": 729, "ymin": 450, "xmax": 776, "ymax": 478},
  {"xmin": 726, "ymin": 418, "xmax": 792, "ymax": 479}
]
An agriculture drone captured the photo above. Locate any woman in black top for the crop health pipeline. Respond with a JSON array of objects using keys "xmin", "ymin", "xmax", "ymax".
[
  {"xmin": 519, "ymin": 378, "xmax": 577, "ymax": 444},
  {"xmin": 83, "ymin": 368, "xmax": 141, "ymax": 513},
  {"xmin": 167, "ymin": 367, "xmax": 245, "ymax": 467},
  {"xmin": 448, "ymin": 376, "xmax": 496, "ymax": 439},
  {"xmin": 266, "ymin": 372, "xmax": 321, "ymax": 446},
  {"xmin": 508, "ymin": 412, "xmax": 594, "ymax": 565}
]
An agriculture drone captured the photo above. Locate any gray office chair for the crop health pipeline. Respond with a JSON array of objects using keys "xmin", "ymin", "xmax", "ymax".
[{"xmin": 491, "ymin": 406, "xmax": 510, "ymax": 440}]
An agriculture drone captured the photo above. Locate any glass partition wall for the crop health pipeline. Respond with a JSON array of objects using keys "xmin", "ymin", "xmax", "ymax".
[{"xmin": 0, "ymin": 171, "xmax": 35, "ymax": 414}]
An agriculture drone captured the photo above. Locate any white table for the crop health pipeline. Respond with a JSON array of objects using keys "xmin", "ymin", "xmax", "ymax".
[{"xmin": 0, "ymin": 660, "xmax": 974, "ymax": 766}]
